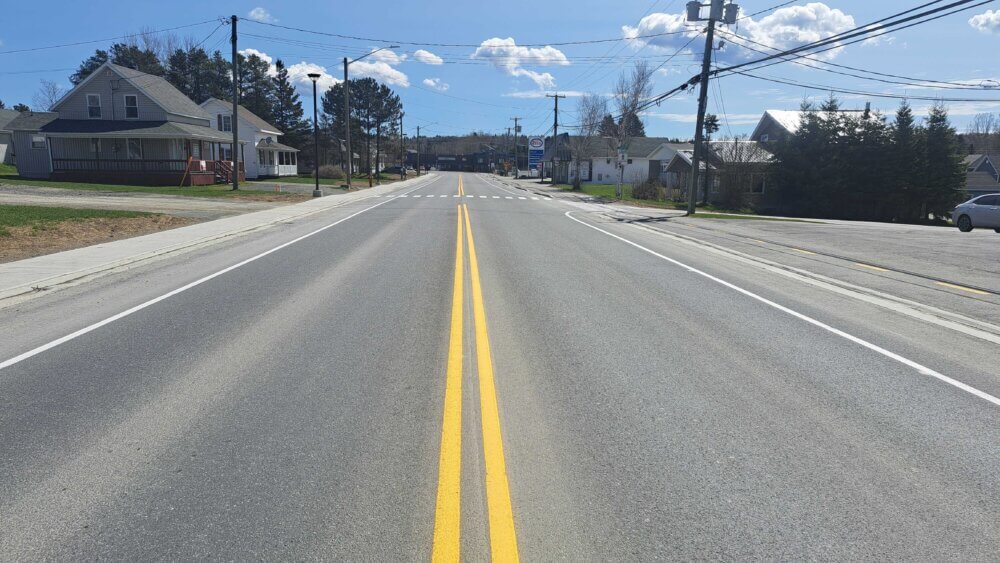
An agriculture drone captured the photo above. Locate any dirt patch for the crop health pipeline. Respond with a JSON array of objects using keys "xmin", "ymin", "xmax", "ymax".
[{"xmin": 0, "ymin": 215, "xmax": 198, "ymax": 263}]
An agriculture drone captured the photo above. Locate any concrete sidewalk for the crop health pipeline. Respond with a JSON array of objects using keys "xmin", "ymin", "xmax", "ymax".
[{"xmin": 0, "ymin": 174, "xmax": 437, "ymax": 303}]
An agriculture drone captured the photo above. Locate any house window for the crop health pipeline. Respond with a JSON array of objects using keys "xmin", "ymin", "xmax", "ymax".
[
  {"xmin": 279, "ymin": 152, "xmax": 286, "ymax": 166},
  {"xmin": 291, "ymin": 153, "xmax": 296, "ymax": 165},
  {"xmin": 760, "ymin": 133, "xmax": 769, "ymax": 142},
  {"xmin": 124, "ymin": 95, "xmax": 138, "ymax": 119},
  {"xmin": 89, "ymin": 138, "xmax": 101, "ymax": 154},
  {"xmin": 87, "ymin": 94, "xmax": 101, "ymax": 118},
  {"xmin": 218, "ymin": 115, "xmax": 232, "ymax": 132},
  {"xmin": 751, "ymin": 175, "xmax": 766, "ymax": 194},
  {"xmin": 127, "ymin": 138, "xmax": 142, "ymax": 160},
  {"xmin": 31, "ymin": 136, "xmax": 46, "ymax": 149},
  {"xmin": 258, "ymin": 149, "xmax": 264, "ymax": 164}
]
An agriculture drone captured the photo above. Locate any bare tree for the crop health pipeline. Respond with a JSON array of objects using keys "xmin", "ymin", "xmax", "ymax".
[
  {"xmin": 568, "ymin": 94, "xmax": 607, "ymax": 190},
  {"xmin": 32, "ymin": 79, "xmax": 66, "ymax": 111},
  {"xmin": 966, "ymin": 113, "xmax": 999, "ymax": 163},
  {"xmin": 611, "ymin": 61, "xmax": 653, "ymax": 197}
]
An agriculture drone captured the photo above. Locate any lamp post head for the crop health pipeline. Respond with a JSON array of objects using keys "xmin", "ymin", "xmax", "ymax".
[{"xmin": 307, "ymin": 73, "xmax": 321, "ymax": 82}]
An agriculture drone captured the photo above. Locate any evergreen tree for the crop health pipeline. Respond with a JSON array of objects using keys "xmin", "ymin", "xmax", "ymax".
[
  {"xmin": 270, "ymin": 60, "xmax": 309, "ymax": 151},
  {"xmin": 70, "ymin": 49, "xmax": 109, "ymax": 85},
  {"xmin": 0, "ymin": 100, "xmax": 5, "ymax": 109},
  {"xmin": 237, "ymin": 53, "xmax": 275, "ymax": 123},
  {"xmin": 598, "ymin": 114, "xmax": 617, "ymax": 137},
  {"xmin": 13, "ymin": 103, "xmax": 30, "ymax": 112},
  {"xmin": 109, "ymin": 43, "xmax": 165, "ymax": 76},
  {"xmin": 922, "ymin": 103, "xmax": 965, "ymax": 219},
  {"xmin": 165, "ymin": 48, "xmax": 192, "ymax": 99},
  {"xmin": 207, "ymin": 50, "xmax": 233, "ymax": 101},
  {"xmin": 620, "ymin": 112, "xmax": 646, "ymax": 137},
  {"xmin": 890, "ymin": 101, "xmax": 921, "ymax": 219}
]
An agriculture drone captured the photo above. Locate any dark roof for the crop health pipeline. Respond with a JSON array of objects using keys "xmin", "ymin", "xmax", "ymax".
[
  {"xmin": 32, "ymin": 118, "xmax": 238, "ymax": 142},
  {"xmin": 255, "ymin": 139, "xmax": 299, "ymax": 151},
  {"xmin": 541, "ymin": 134, "xmax": 690, "ymax": 161},
  {"xmin": 4, "ymin": 111, "xmax": 59, "ymax": 131},
  {"xmin": 0, "ymin": 108, "xmax": 21, "ymax": 131},
  {"xmin": 201, "ymin": 98, "xmax": 282, "ymax": 134},
  {"xmin": 108, "ymin": 63, "xmax": 211, "ymax": 120}
]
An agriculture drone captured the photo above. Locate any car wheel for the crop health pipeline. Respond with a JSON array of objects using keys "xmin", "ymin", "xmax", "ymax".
[
  {"xmin": 957, "ymin": 215, "xmax": 973, "ymax": 232},
  {"xmin": 995, "ymin": 228, "xmax": 1000, "ymax": 233}
]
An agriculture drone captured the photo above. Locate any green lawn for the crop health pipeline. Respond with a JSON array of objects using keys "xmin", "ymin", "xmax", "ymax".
[
  {"xmin": 251, "ymin": 176, "xmax": 346, "ymax": 186},
  {"xmin": 0, "ymin": 169, "xmax": 299, "ymax": 198},
  {"xmin": 686, "ymin": 212, "xmax": 815, "ymax": 223},
  {"xmin": 0, "ymin": 204, "xmax": 151, "ymax": 236}
]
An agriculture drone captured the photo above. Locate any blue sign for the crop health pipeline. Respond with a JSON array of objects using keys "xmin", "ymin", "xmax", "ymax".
[{"xmin": 528, "ymin": 137, "xmax": 545, "ymax": 170}]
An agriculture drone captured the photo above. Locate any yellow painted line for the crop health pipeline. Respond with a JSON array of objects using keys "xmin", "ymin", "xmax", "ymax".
[
  {"xmin": 752, "ymin": 239, "xmax": 767, "ymax": 244},
  {"xmin": 431, "ymin": 204, "xmax": 465, "ymax": 561},
  {"xmin": 935, "ymin": 281, "xmax": 989, "ymax": 296},
  {"xmin": 458, "ymin": 174, "xmax": 464, "ymax": 196},
  {"xmin": 462, "ymin": 204, "xmax": 520, "ymax": 562},
  {"xmin": 793, "ymin": 248, "xmax": 817, "ymax": 255},
  {"xmin": 856, "ymin": 263, "xmax": 890, "ymax": 273}
]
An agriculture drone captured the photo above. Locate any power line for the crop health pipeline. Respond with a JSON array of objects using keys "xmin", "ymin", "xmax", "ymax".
[
  {"xmin": 0, "ymin": 19, "xmax": 220, "ymax": 55},
  {"xmin": 726, "ymin": 68, "xmax": 1000, "ymax": 103},
  {"xmin": 243, "ymin": 18, "xmax": 693, "ymax": 48},
  {"xmin": 738, "ymin": 0, "xmax": 798, "ymax": 20}
]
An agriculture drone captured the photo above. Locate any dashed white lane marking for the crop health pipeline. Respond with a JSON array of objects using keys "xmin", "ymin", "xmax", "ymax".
[
  {"xmin": 530, "ymin": 197, "xmax": 539, "ymax": 200},
  {"xmin": 505, "ymin": 196, "xmax": 513, "ymax": 199},
  {"xmin": 465, "ymin": 195, "xmax": 474, "ymax": 198},
  {"xmin": 453, "ymin": 194, "xmax": 460, "ymax": 197},
  {"xmin": 479, "ymin": 195, "xmax": 487, "ymax": 198},
  {"xmin": 413, "ymin": 195, "xmax": 422, "ymax": 198},
  {"xmin": 399, "ymin": 194, "xmax": 409, "ymax": 197},
  {"xmin": 518, "ymin": 196, "xmax": 527, "ymax": 200},
  {"xmin": 492, "ymin": 196, "xmax": 500, "ymax": 199}
]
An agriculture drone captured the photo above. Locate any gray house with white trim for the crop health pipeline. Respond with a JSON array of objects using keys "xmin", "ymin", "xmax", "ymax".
[{"xmin": 6, "ymin": 62, "xmax": 242, "ymax": 185}]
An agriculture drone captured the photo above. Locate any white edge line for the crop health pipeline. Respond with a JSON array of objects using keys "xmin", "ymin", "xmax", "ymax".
[
  {"xmin": 0, "ymin": 176, "xmax": 440, "ymax": 372},
  {"xmin": 564, "ymin": 211, "xmax": 1000, "ymax": 407}
]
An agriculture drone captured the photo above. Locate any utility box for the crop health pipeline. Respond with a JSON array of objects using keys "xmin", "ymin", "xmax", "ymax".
[
  {"xmin": 724, "ymin": 3, "xmax": 739, "ymax": 24},
  {"xmin": 686, "ymin": 1, "xmax": 702, "ymax": 21}
]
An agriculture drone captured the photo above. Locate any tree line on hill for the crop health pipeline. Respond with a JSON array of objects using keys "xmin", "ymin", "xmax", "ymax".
[{"xmin": 768, "ymin": 97, "xmax": 967, "ymax": 223}]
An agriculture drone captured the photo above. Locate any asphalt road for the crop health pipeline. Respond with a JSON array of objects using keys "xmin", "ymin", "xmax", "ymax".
[{"xmin": 1, "ymin": 172, "xmax": 998, "ymax": 559}]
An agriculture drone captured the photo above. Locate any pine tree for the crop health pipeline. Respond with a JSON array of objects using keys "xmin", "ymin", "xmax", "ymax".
[
  {"xmin": 70, "ymin": 49, "xmax": 110, "ymax": 85},
  {"xmin": 0, "ymin": 100, "xmax": 5, "ymax": 109},
  {"xmin": 238, "ymin": 53, "xmax": 276, "ymax": 123},
  {"xmin": 207, "ymin": 51, "xmax": 233, "ymax": 101},
  {"xmin": 922, "ymin": 103, "xmax": 965, "ymax": 220},
  {"xmin": 270, "ymin": 60, "xmax": 309, "ymax": 151},
  {"xmin": 165, "ymin": 48, "xmax": 192, "ymax": 99},
  {"xmin": 620, "ymin": 112, "xmax": 646, "ymax": 137},
  {"xmin": 109, "ymin": 43, "xmax": 165, "ymax": 76},
  {"xmin": 598, "ymin": 114, "xmax": 617, "ymax": 137},
  {"xmin": 13, "ymin": 103, "xmax": 30, "ymax": 112}
]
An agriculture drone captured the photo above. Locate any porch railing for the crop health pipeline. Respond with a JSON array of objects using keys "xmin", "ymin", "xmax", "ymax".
[{"xmin": 52, "ymin": 159, "xmax": 192, "ymax": 173}]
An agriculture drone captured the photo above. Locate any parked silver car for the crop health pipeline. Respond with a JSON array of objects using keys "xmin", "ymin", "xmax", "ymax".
[{"xmin": 953, "ymin": 194, "xmax": 1000, "ymax": 232}]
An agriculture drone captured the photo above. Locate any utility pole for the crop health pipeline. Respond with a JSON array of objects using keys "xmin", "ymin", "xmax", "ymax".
[
  {"xmin": 505, "ymin": 126, "xmax": 511, "ymax": 175},
  {"xmin": 399, "ymin": 112, "xmax": 405, "ymax": 180},
  {"xmin": 686, "ymin": 0, "xmax": 737, "ymax": 215},
  {"xmin": 343, "ymin": 57, "xmax": 352, "ymax": 190},
  {"xmin": 415, "ymin": 125, "xmax": 421, "ymax": 176},
  {"xmin": 511, "ymin": 116, "xmax": 521, "ymax": 172},
  {"xmin": 545, "ymin": 93, "xmax": 565, "ymax": 184},
  {"xmin": 230, "ymin": 15, "xmax": 240, "ymax": 191}
]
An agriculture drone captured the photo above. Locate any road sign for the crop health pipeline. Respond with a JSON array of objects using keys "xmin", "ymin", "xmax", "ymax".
[{"xmin": 528, "ymin": 137, "xmax": 545, "ymax": 170}]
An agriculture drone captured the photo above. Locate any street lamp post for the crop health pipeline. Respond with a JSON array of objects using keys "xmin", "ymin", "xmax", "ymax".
[
  {"xmin": 307, "ymin": 73, "xmax": 322, "ymax": 198},
  {"xmin": 343, "ymin": 45, "xmax": 398, "ymax": 191}
]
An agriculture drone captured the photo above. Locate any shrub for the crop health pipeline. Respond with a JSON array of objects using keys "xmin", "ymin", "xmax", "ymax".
[
  {"xmin": 632, "ymin": 179, "xmax": 665, "ymax": 201},
  {"xmin": 318, "ymin": 165, "xmax": 346, "ymax": 180}
]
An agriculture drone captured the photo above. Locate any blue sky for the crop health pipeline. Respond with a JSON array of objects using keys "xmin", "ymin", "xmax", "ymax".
[{"xmin": 2, "ymin": 1, "xmax": 998, "ymax": 139}]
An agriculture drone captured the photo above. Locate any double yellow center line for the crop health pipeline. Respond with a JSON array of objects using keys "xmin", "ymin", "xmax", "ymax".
[{"xmin": 433, "ymin": 176, "xmax": 519, "ymax": 562}]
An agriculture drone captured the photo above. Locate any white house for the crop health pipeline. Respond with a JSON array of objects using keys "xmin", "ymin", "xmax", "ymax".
[
  {"xmin": 542, "ymin": 134, "xmax": 692, "ymax": 185},
  {"xmin": 200, "ymin": 98, "xmax": 299, "ymax": 179}
]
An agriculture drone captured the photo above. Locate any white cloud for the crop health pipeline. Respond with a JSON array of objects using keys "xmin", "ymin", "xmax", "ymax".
[
  {"xmin": 239, "ymin": 48, "xmax": 277, "ymax": 77},
  {"xmin": 471, "ymin": 37, "xmax": 569, "ymax": 90},
  {"xmin": 741, "ymin": 3, "xmax": 856, "ymax": 60},
  {"xmin": 352, "ymin": 60, "xmax": 410, "ymax": 87},
  {"xmin": 969, "ymin": 9, "xmax": 1000, "ymax": 34},
  {"xmin": 624, "ymin": 3, "xmax": 857, "ymax": 61},
  {"xmin": 369, "ymin": 48, "xmax": 407, "ymax": 65},
  {"xmin": 622, "ymin": 12, "xmax": 701, "ymax": 53},
  {"xmin": 247, "ymin": 7, "xmax": 275, "ymax": 23},
  {"xmin": 413, "ymin": 49, "xmax": 444, "ymax": 65},
  {"xmin": 422, "ymin": 77, "xmax": 449, "ymax": 91},
  {"xmin": 287, "ymin": 62, "xmax": 340, "ymax": 91}
]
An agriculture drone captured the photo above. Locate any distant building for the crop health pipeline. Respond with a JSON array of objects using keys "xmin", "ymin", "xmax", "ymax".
[
  {"xmin": 964, "ymin": 154, "xmax": 1000, "ymax": 197},
  {"xmin": 200, "ymin": 98, "xmax": 299, "ymax": 179},
  {"xmin": 540, "ymin": 133, "xmax": 692, "ymax": 185},
  {"xmin": 0, "ymin": 108, "xmax": 19, "ymax": 164}
]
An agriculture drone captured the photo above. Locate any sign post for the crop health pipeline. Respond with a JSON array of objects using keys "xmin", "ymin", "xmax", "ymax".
[{"xmin": 528, "ymin": 136, "xmax": 545, "ymax": 178}]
